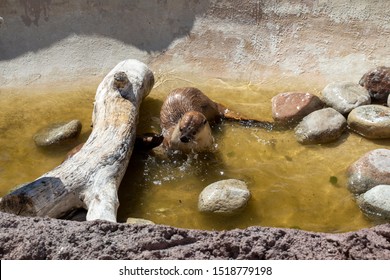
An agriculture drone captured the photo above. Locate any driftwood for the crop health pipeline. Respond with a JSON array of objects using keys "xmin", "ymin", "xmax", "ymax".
[{"xmin": 0, "ymin": 59, "xmax": 154, "ymax": 222}]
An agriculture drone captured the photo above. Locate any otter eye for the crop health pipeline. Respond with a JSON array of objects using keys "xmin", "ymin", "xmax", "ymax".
[
  {"xmin": 192, "ymin": 131, "xmax": 196, "ymax": 135},
  {"xmin": 203, "ymin": 120, "xmax": 207, "ymax": 125}
]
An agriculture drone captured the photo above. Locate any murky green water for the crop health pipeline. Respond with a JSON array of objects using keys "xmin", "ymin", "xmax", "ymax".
[{"xmin": 0, "ymin": 79, "xmax": 385, "ymax": 232}]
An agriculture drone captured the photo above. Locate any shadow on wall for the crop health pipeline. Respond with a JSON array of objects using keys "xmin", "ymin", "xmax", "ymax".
[
  {"xmin": 19, "ymin": 0, "xmax": 51, "ymax": 26},
  {"xmin": 0, "ymin": 0, "xmax": 210, "ymax": 60}
]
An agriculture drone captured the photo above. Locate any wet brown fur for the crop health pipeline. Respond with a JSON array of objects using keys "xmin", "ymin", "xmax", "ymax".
[
  {"xmin": 160, "ymin": 87, "xmax": 224, "ymax": 131},
  {"xmin": 160, "ymin": 87, "xmax": 272, "ymax": 152}
]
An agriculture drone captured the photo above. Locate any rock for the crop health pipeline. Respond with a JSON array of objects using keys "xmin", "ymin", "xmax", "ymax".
[
  {"xmin": 0, "ymin": 17, "xmax": 4, "ymax": 26},
  {"xmin": 294, "ymin": 108, "xmax": 347, "ymax": 144},
  {"xmin": 198, "ymin": 179, "xmax": 251, "ymax": 214},
  {"xmin": 357, "ymin": 185, "xmax": 390, "ymax": 220},
  {"xmin": 271, "ymin": 92, "xmax": 324, "ymax": 126},
  {"xmin": 33, "ymin": 120, "xmax": 82, "ymax": 147},
  {"xmin": 348, "ymin": 105, "xmax": 390, "ymax": 139},
  {"xmin": 347, "ymin": 149, "xmax": 390, "ymax": 194},
  {"xmin": 1, "ymin": 211, "xmax": 390, "ymax": 259},
  {"xmin": 126, "ymin": 218, "xmax": 155, "ymax": 225},
  {"xmin": 321, "ymin": 82, "xmax": 371, "ymax": 114},
  {"xmin": 359, "ymin": 66, "xmax": 390, "ymax": 103}
]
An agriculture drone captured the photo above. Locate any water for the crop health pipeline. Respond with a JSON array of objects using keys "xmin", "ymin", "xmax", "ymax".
[
  {"xmin": 0, "ymin": 79, "xmax": 384, "ymax": 232},
  {"xmin": 0, "ymin": 87, "xmax": 94, "ymax": 193}
]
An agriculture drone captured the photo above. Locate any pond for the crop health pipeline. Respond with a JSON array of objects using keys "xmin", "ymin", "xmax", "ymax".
[{"xmin": 0, "ymin": 78, "xmax": 385, "ymax": 232}]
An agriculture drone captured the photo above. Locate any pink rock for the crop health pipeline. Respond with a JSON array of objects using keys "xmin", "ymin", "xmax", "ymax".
[{"xmin": 271, "ymin": 92, "xmax": 323, "ymax": 125}]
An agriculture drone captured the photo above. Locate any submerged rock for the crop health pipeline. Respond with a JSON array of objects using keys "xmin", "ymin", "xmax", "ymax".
[
  {"xmin": 294, "ymin": 108, "xmax": 347, "ymax": 144},
  {"xmin": 271, "ymin": 92, "xmax": 323, "ymax": 126},
  {"xmin": 33, "ymin": 120, "xmax": 82, "ymax": 147},
  {"xmin": 347, "ymin": 149, "xmax": 390, "ymax": 194},
  {"xmin": 359, "ymin": 66, "xmax": 390, "ymax": 103},
  {"xmin": 348, "ymin": 105, "xmax": 390, "ymax": 139},
  {"xmin": 126, "ymin": 218, "xmax": 155, "ymax": 225},
  {"xmin": 321, "ymin": 82, "xmax": 371, "ymax": 114},
  {"xmin": 198, "ymin": 179, "xmax": 250, "ymax": 215},
  {"xmin": 358, "ymin": 185, "xmax": 390, "ymax": 220}
]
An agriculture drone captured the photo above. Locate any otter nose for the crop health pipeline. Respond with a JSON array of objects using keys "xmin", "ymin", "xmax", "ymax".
[{"xmin": 180, "ymin": 136, "xmax": 190, "ymax": 143}]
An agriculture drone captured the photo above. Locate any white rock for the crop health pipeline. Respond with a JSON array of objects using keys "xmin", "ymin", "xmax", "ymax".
[
  {"xmin": 348, "ymin": 105, "xmax": 390, "ymax": 139},
  {"xmin": 358, "ymin": 185, "xmax": 390, "ymax": 219},
  {"xmin": 198, "ymin": 179, "xmax": 250, "ymax": 214},
  {"xmin": 321, "ymin": 82, "xmax": 371, "ymax": 114},
  {"xmin": 294, "ymin": 108, "xmax": 347, "ymax": 144}
]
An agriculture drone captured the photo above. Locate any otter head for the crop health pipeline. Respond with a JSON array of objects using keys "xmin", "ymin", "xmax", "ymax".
[{"xmin": 169, "ymin": 111, "xmax": 214, "ymax": 153}]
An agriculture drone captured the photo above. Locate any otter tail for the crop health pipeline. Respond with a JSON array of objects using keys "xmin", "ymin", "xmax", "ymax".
[{"xmin": 217, "ymin": 103, "xmax": 274, "ymax": 130}]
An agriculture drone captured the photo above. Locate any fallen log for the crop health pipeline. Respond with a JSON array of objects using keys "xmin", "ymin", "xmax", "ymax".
[{"xmin": 0, "ymin": 59, "xmax": 155, "ymax": 222}]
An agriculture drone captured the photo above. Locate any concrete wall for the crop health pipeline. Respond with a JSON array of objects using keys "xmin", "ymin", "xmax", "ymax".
[{"xmin": 1, "ymin": 0, "xmax": 389, "ymax": 90}]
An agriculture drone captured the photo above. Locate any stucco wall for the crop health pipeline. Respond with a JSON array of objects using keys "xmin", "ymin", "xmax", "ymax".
[{"xmin": 0, "ymin": 0, "xmax": 389, "ymax": 90}]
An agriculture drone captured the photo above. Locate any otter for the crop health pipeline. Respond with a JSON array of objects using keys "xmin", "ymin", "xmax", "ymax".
[{"xmin": 160, "ymin": 87, "xmax": 272, "ymax": 153}]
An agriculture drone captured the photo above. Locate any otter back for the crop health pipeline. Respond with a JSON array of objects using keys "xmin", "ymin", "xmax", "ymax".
[{"xmin": 160, "ymin": 87, "xmax": 222, "ymax": 133}]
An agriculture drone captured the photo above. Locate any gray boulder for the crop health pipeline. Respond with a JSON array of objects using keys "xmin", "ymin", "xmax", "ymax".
[
  {"xmin": 294, "ymin": 108, "xmax": 347, "ymax": 144},
  {"xmin": 198, "ymin": 179, "xmax": 251, "ymax": 215},
  {"xmin": 33, "ymin": 119, "xmax": 82, "ymax": 147},
  {"xmin": 357, "ymin": 185, "xmax": 390, "ymax": 220},
  {"xmin": 321, "ymin": 82, "xmax": 371, "ymax": 114},
  {"xmin": 347, "ymin": 149, "xmax": 390, "ymax": 194},
  {"xmin": 348, "ymin": 105, "xmax": 390, "ymax": 139}
]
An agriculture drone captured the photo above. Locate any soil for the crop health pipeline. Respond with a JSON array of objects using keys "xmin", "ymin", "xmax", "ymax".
[{"xmin": 1, "ymin": 212, "xmax": 389, "ymax": 260}]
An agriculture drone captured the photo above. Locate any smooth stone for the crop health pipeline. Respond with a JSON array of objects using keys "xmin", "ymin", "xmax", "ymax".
[
  {"xmin": 347, "ymin": 149, "xmax": 390, "ymax": 194},
  {"xmin": 357, "ymin": 185, "xmax": 390, "ymax": 220},
  {"xmin": 33, "ymin": 119, "xmax": 82, "ymax": 147},
  {"xmin": 348, "ymin": 105, "xmax": 390, "ymax": 139},
  {"xmin": 271, "ymin": 92, "xmax": 324, "ymax": 125},
  {"xmin": 126, "ymin": 218, "xmax": 155, "ymax": 225},
  {"xmin": 294, "ymin": 108, "xmax": 347, "ymax": 144},
  {"xmin": 321, "ymin": 82, "xmax": 371, "ymax": 114},
  {"xmin": 198, "ymin": 179, "xmax": 250, "ymax": 215},
  {"xmin": 359, "ymin": 66, "xmax": 390, "ymax": 102}
]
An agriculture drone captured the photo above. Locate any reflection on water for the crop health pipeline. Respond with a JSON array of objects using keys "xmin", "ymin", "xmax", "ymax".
[{"xmin": 0, "ymin": 78, "xmax": 386, "ymax": 232}]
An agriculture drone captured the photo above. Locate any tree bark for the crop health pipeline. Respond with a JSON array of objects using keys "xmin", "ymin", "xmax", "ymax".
[{"xmin": 0, "ymin": 59, "xmax": 154, "ymax": 222}]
